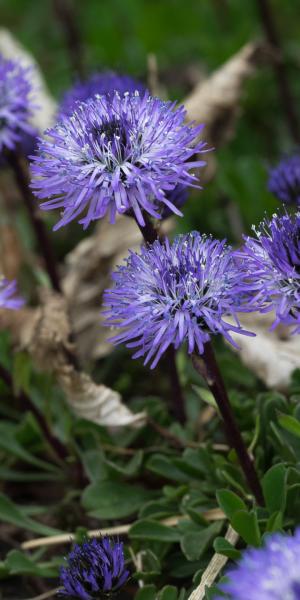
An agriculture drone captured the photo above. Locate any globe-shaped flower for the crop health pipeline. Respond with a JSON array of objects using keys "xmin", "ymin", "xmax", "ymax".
[
  {"xmin": 30, "ymin": 92, "xmax": 207, "ymax": 230},
  {"xmin": 215, "ymin": 529, "xmax": 300, "ymax": 600},
  {"xmin": 239, "ymin": 212, "xmax": 300, "ymax": 332},
  {"xmin": 268, "ymin": 154, "xmax": 300, "ymax": 205},
  {"xmin": 161, "ymin": 183, "xmax": 189, "ymax": 219},
  {"xmin": 59, "ymin": 537, "xmax": 129, "ymax": 599},
  {"xmin": 103, "ymin": 232, "xmax": 255, "ymax": 369},
  {"xmin": 0, "ymin": 277, "xmax": 24, "ymax": 310},
  {"xmin": 58, "ymin": 71, "xmax": 146, "ymax": 118},
  {"xmin": 0, "ymin": 54, "xmax": 35, "ymax": 153}
]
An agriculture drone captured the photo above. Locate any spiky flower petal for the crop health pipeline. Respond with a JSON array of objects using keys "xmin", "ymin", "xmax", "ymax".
[
  {"xmin": 215, "ymin": 529, "xmax": 300, "ymax": 600},
  {"xmin": 30, "ymin": 92, "xmax": 207, "ymax": 230},
  {"xmin": 59, "ymin": 537, "xmax": 129, "ymax": 599},
  {"xmin": 239, "ymin": 212, "xmax": 300, "ymax": 331},
  {"xmin": 58, "ymin": 71, "xmax": 146, "ymax": 118},
  {"xmin": 103, "ymin": 231, "xmax": 255, "ymax": 368},
  {"xmin": 268, "ymin": 154, "xmax": 300, "ymax": 205},
  {"xmin": 0, "ymin": 277, "xmax": 24, "ymax": 310},
  {"xmin": 0, "ymin": 54, "xmax": 35, "ymax": 152}
]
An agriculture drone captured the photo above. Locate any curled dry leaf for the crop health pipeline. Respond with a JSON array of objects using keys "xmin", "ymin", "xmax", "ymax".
[
  {"xmin": 227, "ymin": 312, "xmax": 300, "ymax": 391},
  {"xmin": 62, "ymin": 215, "xmax": 143, "ymax": 360},
  {"xmin": 0, "ymin": 28, "xmax": 57, "ymax": 131},
  {"xmin": 184, "ymin": 41, "xmax": 270, "ymax": 147},
  {"xmin": 0, "ymin": 290, "xmax": 145, "ymax": 427}
]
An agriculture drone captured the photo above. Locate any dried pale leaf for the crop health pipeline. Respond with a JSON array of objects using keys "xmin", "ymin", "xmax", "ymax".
[
  {"xmin": 227, "ymin": 312, "xmax": 300, "ymax": 390},
  {"xmin": 0, "ymin": 28, "xmax": 57, "ymax": 131},
  {"xmin": 0, "ymin": 291, "xmax": 145, "ymax": 427},
  {"xmin": 184, "ymin": 41, "xmax": 270, "ymax": 146},
  {"xmin": 62, "ymin": 215, "xmax": 142, "ymax": 360}
]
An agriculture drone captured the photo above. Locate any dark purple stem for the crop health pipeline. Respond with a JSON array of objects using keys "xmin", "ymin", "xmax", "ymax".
[
  {"xmin": 192, "ymin": 342, "xmax": 264, "ymax": 505},
  {"xmin": 134, "ymin": 212, "xmax": 186, "ymax": 423},
  {"xmin": 7, "ymin": 152, "xmax": 61, "ymax": 292},
  {"xmin": 0, "ymin": 363, "xmax": 67, "ymax": 463},
  {"xmin": 52, "ymin": 0, "xmax": 85, "ymax": 79},
  {"xmin": 256, "ymin": 0, "xmax": 300, "ymax": 144}
]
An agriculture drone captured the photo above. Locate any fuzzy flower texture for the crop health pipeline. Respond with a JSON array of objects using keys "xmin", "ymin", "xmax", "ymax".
[
  {"xmin": 240, "ymin": 212, "xmax": 300, "ymax": 332},
  {"xmin": 58, "ymin": 71, "xmax": 146, "ymax": 118},
  {"xmin": 0, "ymin": 54, "xmax": 34, "ymax": 152},
  {"xmin": 0, "ymin": 277, "xmax": 24, "ymax": 310},
  {"xmin": 215, "ymin": 529, "xmax": 300, "ymax": 600},
  {"xmin": 59, "ymin": 537, "xmax": 129, "ymax": 599},
  {"xmin": 31, "ymin": 92, "xmax": 206, "ymax": 230},
  {"xmin": 104, "ymin": 231, "xmax": 255, "ymax": 368},
  {"xmin": 268, "ymin": 154, "xmax": 300, "ymax": 206}
]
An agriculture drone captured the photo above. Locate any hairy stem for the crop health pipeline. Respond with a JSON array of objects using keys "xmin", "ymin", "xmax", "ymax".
[
  {"xmin": 256, "ymin": 0, "xmax": 300, "ymax": 144},
  {"xmin": 192, "ymin": 342, "xmax": 264, "ymax": 505},
  {"xmin": 7, "ymin": 152, "xmax": 61, "ymax": 292},
  {"xmin": 0, "ymin": 363, "xmax": 67, "ymax": 463},
  {"xmin": 134, "ymin": 212, "xmax": 186, "ymax": 423},
  {"xmin": 52, "ymin": 0, "xmax": 85, "ymax": 79}
]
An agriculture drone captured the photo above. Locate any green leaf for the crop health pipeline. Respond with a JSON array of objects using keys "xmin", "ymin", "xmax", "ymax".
[
  {"xmin": 135, "ymin": 585, "xmax": 157, "ymax": 600},
  {"xmin": 191, "ymin": 385, "xmax": 217, "ymax": 409},
  {"xmin": 266, "ymin": 511, "xmax": 283, "ymax": 532},
  {"xmin": 5, "ymin": 550, "xmax": 57, "ymax": 578},
  {"xmin": 146, "ymin": 455, "xmax": 189, "ymax": 483},
  {"xmin": 213, "ymin": 536, "xmax": 241, "ymax": 560},
  {"xmin": 0, "ymin": 422, "xmax": 58, "ymax": 473},
  {"xmin": 278, "ymin": 413, "xmax": 300, "ymax": 439},
  {"xmin": 13, "ymin": 352, "xmax": 32, "ymax": 395},
  {"xmin": 180, "ymin": 521, "xmax": 223, "ymax": 561},
  {"xmin": 105, "ymin": 450, "xmax": 144, "ymax": 477},
  {"xmin": 0, "ymin": 493, "xmax": 60, "ymax": 536},
  {"xmin": 158, "ymin": 586, "xmax": 178, "ymax": 600},
  {"xmin": 262, "ymin": 464, "xmax": 287, "ymax": 514},
  {"xmin": 231, "ymin": 510, "xmax": 261, "ymax": 546},
  {"xmin": 82, "ymin": 480, "xmax": 151, "ymax": 519},
  {"xmin": 216, "ymin": 489, "xmax": 246, "ymax": 521},
  {"xmin": 0, "ymin": 467, "xmax": 62, "ymax": 482},
  {"xmin": 130, "ymin": 519, "xmax": 181, "ymax": 542}
]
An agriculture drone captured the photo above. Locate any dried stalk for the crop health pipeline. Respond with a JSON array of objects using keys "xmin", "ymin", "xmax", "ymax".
[
  {"xmin": 21, "ymin": 509, "xmax": 225, "ymax": 551},
  {"xmin": 187, "ymin": 526, "xmax": 238, "ymax": 600},
  {"xmin": 25, "ymin": 589, "xmax": 60, "ymax": 600}
]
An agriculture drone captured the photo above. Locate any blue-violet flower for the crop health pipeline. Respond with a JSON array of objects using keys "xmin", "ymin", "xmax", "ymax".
[
  {"xmin": 58, "ymin": 71, "xmax": 146, "ymax": 119},
  {"xmin": 239, "ymin": 212, "xmax": 300, "ymax": 332},
  {"xmin": 103, "ymin": 231, "xmax": 255, "ymax": 368},
  {"xmin": 0, "ymin": 277, "xmax": 24, "ymax": 310},
  {"xmin": 268, "ymin": 154, "xmax": 300, "ymax": 205},
  {"xmin": 59, "ymin": 537, "xmax": 129, "ymax": 599},
  {"xmin": 215, "ymin": 528, "xmax": 300, "ymax": 600},
  {"xmin": 30, "ymin": 92, "xmax": 207, "ymax": 230},
  {"xmin": 0, "ymin": 54, "xmax": 35, "ymax": 153}
]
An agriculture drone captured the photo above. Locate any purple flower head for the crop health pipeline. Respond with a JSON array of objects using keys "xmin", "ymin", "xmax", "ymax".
[
  {"xmin": 0, "ymin": 277, "xmax": 24, "ymax": 310},
  {"xmin": 30, "ymin": 92, "xmax": 207, "ymax": 230},
  {"xmin": 239, "ymin": 212, "xmax": 300, "ymax": 332},
  {"xmin": 58, "ymin": 71, "xmax": 146, "ymax": 119},
  {"xmin": 59, "ymin": 537, "xmax": 129, "ymax": 599},
  {"xmin": 268, "ymin": 154, "xmax": 300, "ymax": 205},
  {"xmin": 161, "ymin": 183, "xmax": 189, "ymax": 219},
  {"xmin": 103, "ymin": 231, "xmax": 255, "ymax": 369},
  {"xmin": 0, "ymin": 54, "xmax": 35, "ymax": 153},
  {"xmin": 215, "ymin": 529, "xmax": 300, "ymax": 600}
]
